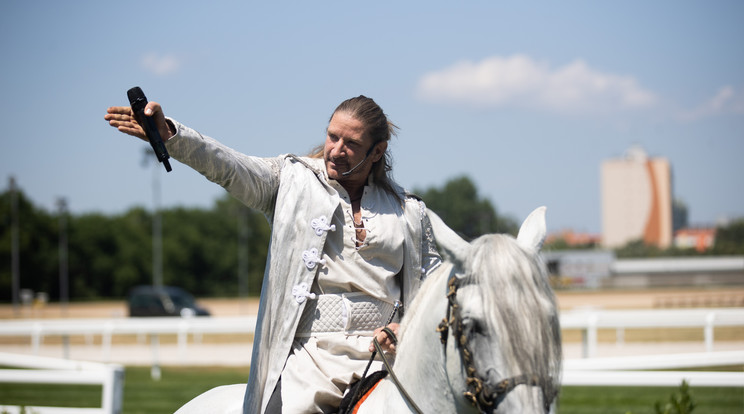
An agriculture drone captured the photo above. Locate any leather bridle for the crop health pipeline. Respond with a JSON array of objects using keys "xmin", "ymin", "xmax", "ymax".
[
  {"xmin": 359, "ymin": 272, "xmax": 553, "ymax": 414},
  {"xmin": 436, "ymin": 273, "xmax": 552, "ymax": 413}
]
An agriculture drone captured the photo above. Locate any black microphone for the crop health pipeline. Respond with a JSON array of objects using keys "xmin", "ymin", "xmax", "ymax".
[
  {"xmin": 127, "ymin": 86, "xmax": 172, "ymax": 172},
  {"xmin": 341, "ymin": 143, "xmax": 377, "ymax": 177}
]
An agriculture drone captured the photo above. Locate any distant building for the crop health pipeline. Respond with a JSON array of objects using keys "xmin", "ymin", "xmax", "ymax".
[
  {"xmin": 543, "ymin": 250, "xmax": 743, "ymax": 290},
  {"xmin": 601, "ymin": 145, "xmax": 673, "ymax": 248},
  {"xmin": 543, "ymin": 250, "xmax": 614, "ymax": 288},
  {"xmin": 546, "ymin": 230, "xmax": 602, "ymax": 247},
  {"xmin": 608, "ymin": 256, "xmax": 744, "ymax": 288},
  {"xmin": 674, "ymin": 227, "xmax": 716, "ymax": 252}
]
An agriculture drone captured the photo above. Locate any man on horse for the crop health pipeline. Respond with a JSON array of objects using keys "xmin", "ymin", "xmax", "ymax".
[{"xmin": 105, "ymin": 95, "xmax": 442, "ymax": 413}]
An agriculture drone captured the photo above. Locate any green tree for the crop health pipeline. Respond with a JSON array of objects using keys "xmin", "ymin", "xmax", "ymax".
[
  {"xmin": 1, "ymin": 186, "xmax": 275, "ymax": 302},
  {"xmin": 0, "ymin": 188, "xmax": 58, "ymax": 301},
  {"xmin": 416, "ymin": 175, "xmax": 516, "ymax": 240},
  {"xmin": 215, "ymin": 195, "xmax": 271, "ymax": 297},
  {"xmin": 159, "ymin": 196, "xmax": 270, "ymax": 298},
  {"xmin": 68, "ymin": 208, "xmax": 152, "ymax": 299},
  {"xmin": 711, "ymin": 218, "xmax": 744, "ymax": 255},
  {"xmin": 615, "ymin": 239, "xmax": 663, "ymax": 258}
]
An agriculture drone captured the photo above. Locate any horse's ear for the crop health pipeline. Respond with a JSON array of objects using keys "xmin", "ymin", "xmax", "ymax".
[
  {"xmin": 517, "ymin": 206, "xmax": 547, "ymax": 252},
  {"xmin": 426, "ymin": 208, "xmax": 470, "ymax": 262}
]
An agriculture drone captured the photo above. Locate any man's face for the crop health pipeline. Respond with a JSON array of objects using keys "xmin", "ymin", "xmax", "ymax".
[{"xmin": 324, "ymin": 112, "xmax": 385, "ymax": 185}]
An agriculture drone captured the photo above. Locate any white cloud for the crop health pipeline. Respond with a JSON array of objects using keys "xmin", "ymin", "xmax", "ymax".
[
  {"xmin": 416, "ymin": 54, "xmax": 657, "ymax": 115},
  {"xmin": 141, "ymin": 52, "xmax": 181, "ymax": 76},
  {"xmin": 678, "ymin": 85, "xmax": 744, "ymax": 121}
]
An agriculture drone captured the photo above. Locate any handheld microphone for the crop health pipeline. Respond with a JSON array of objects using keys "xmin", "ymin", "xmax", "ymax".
[
  {"xmin": 341, "ymin": 143, "xmax": 377, "ymax": 177},
  {"xmin": 127, "ymin": 86, "xmax": 172, "ymax": 172}
]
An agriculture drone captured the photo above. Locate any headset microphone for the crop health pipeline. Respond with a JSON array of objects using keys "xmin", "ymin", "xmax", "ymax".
[{"xmin": 341, "ymin": 143, "xmax": 378, "ymax": 177}]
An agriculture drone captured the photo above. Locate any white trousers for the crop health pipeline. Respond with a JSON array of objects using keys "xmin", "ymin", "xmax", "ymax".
[{"xmin": 280, "ymin": 335, "xmax": 388, "ymax": 413}]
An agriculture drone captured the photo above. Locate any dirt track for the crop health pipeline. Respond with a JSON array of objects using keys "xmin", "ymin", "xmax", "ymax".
[{"xmin": 2, "ymin": 287, "xmax": 743, "ymax": 320}]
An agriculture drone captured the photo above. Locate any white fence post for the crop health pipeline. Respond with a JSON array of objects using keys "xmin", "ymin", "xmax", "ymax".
[
  {"xmin": 178, "ymin": 319, "xmax": 189, "ymax": 359},
  {"xmin": 583, "ymin": 313, "xmax": 598, "ymax": 358},
  {"xmin": 31, "ymin": 322, "xmax": 42, "ymax": 355},
  {"xmin": 616, "ymin": 327, "xmax": 625, "ymax": 347},
  {"xmin": 101, "ymin": 364, "xmax": 125, "ymax": 414},
  {"xmin": 102, "ymin": 321, "xmax": 114, "ymax": 362},
  {"xmin": 0, "ymin": 352, "xmax": 125, "ymax": 413},
  {"xmin": 150, "ymin": 334, "xmax": 161, "ymax": 381},
  {"xmin": 705, "ymin": 312, "xmax": 715, "ymax": 352}
]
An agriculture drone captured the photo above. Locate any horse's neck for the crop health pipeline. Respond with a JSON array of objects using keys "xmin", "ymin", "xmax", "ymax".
[
  {"xmin": 363, "ymin": 263, "xmax": 471, "ymax": 413},
  {"xmin": 394, "ymin": 262, "xmax": 450, "ymax": 374}
]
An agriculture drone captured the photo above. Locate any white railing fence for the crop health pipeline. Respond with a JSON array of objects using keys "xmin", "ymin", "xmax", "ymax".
[
  {"xmin": 0, "ymin": 309, "xmax": 742, "ymax": 389},
  {"xmin": 563, "ymin": 350, "xmax": 744, "ymax": 387},
  {"xmin": 559, "ymin": 308, "xmax": 744, "ymax": 358},
  {"xmin": 2, "ymin": 310, "xmax": 741, "ymax": 361},
  {"xmin": 0, "ymin": 315, "xmax": 256, "ymax": 363},
  {"xmin": 563, "ymin": 369, "xmax": 744, "ymax": 387},
  {"xmin": 0, "ymin": 352, "xmax": 123, "ymax": 414}
]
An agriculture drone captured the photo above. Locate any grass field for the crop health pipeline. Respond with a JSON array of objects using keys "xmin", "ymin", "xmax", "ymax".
[
  {"xmin": 0, "ymin": 366, "xmax": 248, "ymax": 413},
  {"xmin": 1, "ymin": 366, "xmax": 742, "ymax": 413},
  {"xmin": 2, "ymin": 291, "xmax": 743, "ymax": 412}
]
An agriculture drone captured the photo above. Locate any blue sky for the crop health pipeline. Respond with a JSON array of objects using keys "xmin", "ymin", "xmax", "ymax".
[{"xmin": 1, "ymin": 1, "xmax": 742, "ymax": 233}]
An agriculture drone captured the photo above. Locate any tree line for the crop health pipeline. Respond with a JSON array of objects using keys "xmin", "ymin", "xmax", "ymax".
[
  {"xmin": 3, "ymin": 175, "xmax": 742, "ymax": 302},
  {"xmin": 1, "ymin": 176, "xmax": 511, "ymax": 301},
  {"xmin": 0, "ymin": 189, "xmax": 271, "ymax": 301}
]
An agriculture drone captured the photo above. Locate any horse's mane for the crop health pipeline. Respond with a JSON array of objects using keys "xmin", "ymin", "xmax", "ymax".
[{"xmin": 462, "ymin": 233, "xmax": 562, "ymax": 403}]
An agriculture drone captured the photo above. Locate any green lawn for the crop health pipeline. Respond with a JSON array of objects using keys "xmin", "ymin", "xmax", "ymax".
[
  {"xmin": 121, "ymin": 366, "xmax": 249, "ymax": 413},
  {"xmin": 0, "ymin": 366, "xmax": 742, "ymax": 413},
  {"xmin": 0, "ymin": 366, "xmax": 249, "ymax": 414},
  {"xmin": 558, "ymin": 385, "xmax": 743, "ymax": 414}
]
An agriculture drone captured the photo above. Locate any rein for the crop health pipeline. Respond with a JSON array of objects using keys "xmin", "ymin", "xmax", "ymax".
[
  {"xmin": 436, "ymin": 273, "xmax": 550, "ymax": 413},
  {"xmin": 347, "ymin": 301, "xmax": 424, "ymax": 414},
  {"xmin": 354, "ymin": 272, "xmax": 551, "ymax": 413},
  {"xmin": 372, "ymin": 336, "xmax": 424, "ymax": 414}
]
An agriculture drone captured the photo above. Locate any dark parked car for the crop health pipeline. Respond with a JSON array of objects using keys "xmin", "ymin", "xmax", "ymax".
[{"xmin": 128, "ymin": 285, "xmax": 210, "ymax": 317}]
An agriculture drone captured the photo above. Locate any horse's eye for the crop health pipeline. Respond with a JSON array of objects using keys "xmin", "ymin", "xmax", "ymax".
[{"xmin": 462, "ymin": 317, "xmax": 484, "ymax": 336}]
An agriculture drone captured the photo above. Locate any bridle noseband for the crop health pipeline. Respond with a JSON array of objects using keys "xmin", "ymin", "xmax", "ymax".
[{"xmin": 436, "ymin": 273, "xmax": 551, "ymax": 413}]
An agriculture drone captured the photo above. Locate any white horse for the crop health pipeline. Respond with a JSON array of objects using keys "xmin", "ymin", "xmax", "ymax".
[{"xmin": 176, "ymin": 206, "xmax": 561, "ymax": 413}]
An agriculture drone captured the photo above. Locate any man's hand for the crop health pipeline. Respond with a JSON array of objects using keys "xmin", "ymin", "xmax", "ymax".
[
  {"xmin": 105, "ymin": 102, "xmax": 173, "ymax": 142},
  {"xmin": 369, "ymin": 323, "xmax": 399, "ymax": 354}
]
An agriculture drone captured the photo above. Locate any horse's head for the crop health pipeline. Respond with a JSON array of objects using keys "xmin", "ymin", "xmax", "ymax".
[{"xmin": 429, "ymin": 207, "xmax": 562, "ymax": 413}]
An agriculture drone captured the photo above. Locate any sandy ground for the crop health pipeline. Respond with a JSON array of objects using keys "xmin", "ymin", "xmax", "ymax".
[{"xmin": 3, "ymin": 286, "xmax": 743, "ymax": 319}]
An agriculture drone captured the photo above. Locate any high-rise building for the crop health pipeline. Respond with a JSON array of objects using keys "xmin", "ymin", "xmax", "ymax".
[{"xmin": 601, "ymin": 145, "xmax": 673, "ymax": 248}]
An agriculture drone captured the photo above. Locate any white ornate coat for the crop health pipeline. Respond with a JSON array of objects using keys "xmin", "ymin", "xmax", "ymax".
[{"xmin": 165, "ymin": 120, "xmax": 441, "ymax": 414}]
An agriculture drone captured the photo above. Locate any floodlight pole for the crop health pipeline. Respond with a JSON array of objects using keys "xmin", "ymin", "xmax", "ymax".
[
  {"xmin": 57, "ymin": 197, "xmax": 69, "ymax": 316},
  {"xmin": 152, "ymin": 159, "xmax": 163, "ymax": 288},
  {"xmin": 10, "ymin": 177, "xmax": 20, "ymax": 316},
  {"xmin": 143, "ymin": 147, "xmax": 163, "ymax": 288}
]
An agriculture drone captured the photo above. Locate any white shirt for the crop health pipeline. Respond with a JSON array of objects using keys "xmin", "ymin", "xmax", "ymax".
[{"xmin": 316, "ymin": 179, "xmax": 404, "ymax": 302}]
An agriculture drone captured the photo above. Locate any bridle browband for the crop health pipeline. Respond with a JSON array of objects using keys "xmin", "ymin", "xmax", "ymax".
[{"xmin": 436, "ymin": 273, "xmax": 551, "ymax": 413}]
